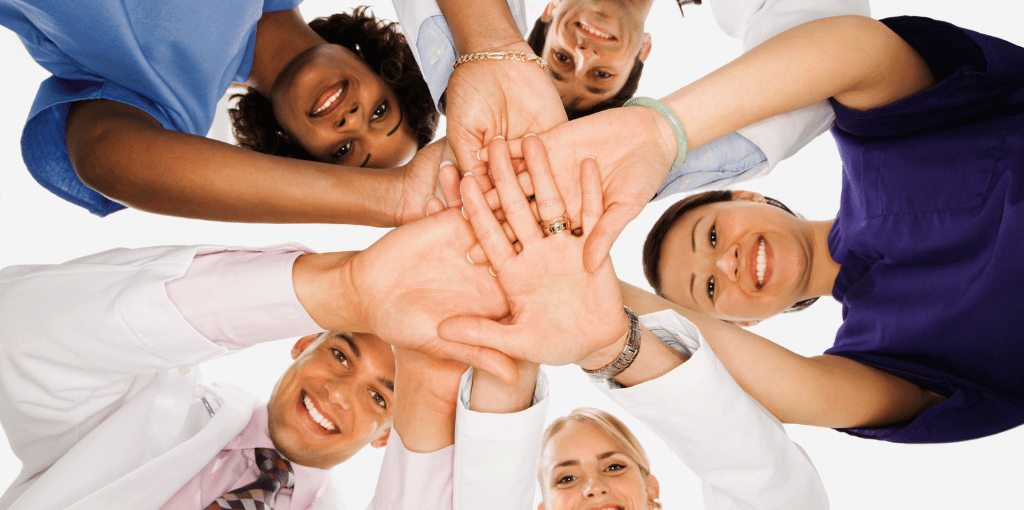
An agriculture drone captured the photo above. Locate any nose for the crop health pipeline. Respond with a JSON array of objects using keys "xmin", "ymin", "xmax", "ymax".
[
  {"xmin": 324, "ymin": 379, "xmax": 352, "ymax": 411},
  {"xmin": 716, "ymin": 245, "xmax": 740, "ymax": 282},
  {"xmin": 583, "ymin": 476, "xmax": 609, "ymax": 498},
  {"xmin": 337, "ymin": 103, "xmax": 364, "ymax": 131},
  {"xmin": 573, "ymin": 43, "xmax": 599, "ymax": 72}
]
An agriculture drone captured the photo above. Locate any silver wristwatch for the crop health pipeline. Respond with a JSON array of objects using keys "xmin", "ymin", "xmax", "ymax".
[{"xmin": 582, "ymin": 306, "xmax": 642, "ymax": 380}]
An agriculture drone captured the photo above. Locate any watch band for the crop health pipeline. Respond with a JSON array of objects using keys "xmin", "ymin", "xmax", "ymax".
[{"xmin": 582, "ymin": 306, "xmax": 642, "ymax": 380}]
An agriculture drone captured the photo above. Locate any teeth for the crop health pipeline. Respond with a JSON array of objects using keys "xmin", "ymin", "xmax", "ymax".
[
  {"xmin": 756, "ymin": 238, "xmax": 766, "ymax": 288},
  {"xmin": 303, "ymin": 394, "xmax": 338, "ymax": 432},
  {"xmin": 313, "ymin": 86, "xmax": 344, "ymax": 116},
  {"xmin": 578, "ymin": 22, "xmax": 614, "ymax": 39}
]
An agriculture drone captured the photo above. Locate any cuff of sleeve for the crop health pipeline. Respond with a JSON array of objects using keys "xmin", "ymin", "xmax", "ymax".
[
  {"xmin": 456, "ymin": 368, "xmax": 549, "ymax": 440},
  {"xmin": 164, "ymin": 243, "xmax": 321, "ymax": 349},
  {"xmin": 371, "ymin": 431, "xmax": 454, "ymax": 510}
]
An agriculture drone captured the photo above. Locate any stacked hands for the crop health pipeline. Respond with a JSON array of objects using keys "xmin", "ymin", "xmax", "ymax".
[
  {"xmin": 351, "ymin": 53, "xmax": 679, "ymax": 382},
  {"xmin": 344, "ymin": 134, "xmax": 636, "ymax": 385}
]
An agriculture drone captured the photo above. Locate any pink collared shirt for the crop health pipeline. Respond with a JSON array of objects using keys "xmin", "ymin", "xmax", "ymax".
[{"xmin": 162, "ymin": 245, "xmax": 327, "ymax": 509}]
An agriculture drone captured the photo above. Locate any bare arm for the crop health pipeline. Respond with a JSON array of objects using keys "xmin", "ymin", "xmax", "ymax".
[
  {"xmin": 65, "ymin": 99, "xmax": 442, "ymax": 226},
  {"xmin": 619, "ymin": 282, "xmax": 945, "ymax": 429}
]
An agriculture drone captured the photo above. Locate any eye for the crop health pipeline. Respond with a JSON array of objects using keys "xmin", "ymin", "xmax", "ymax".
[
  {"xmin": 605, "ymin": 463, "xmax": 627, "ymax": 472},
  {"xmin": 556, "ymin": 474, "xmax": 576, "ymax": 485},
  {"xmin": 554, "ymin": 51, "xmax": 572, "ymax": 65},
  {"xmin": 371, "ymin": 101, "xmax": 388, "ymax": 121},
  {"xmin": 707, "ymin": 276, "xmax": 716, "ymax": 301},
  {"xmin": 334, "ymin": 141, "xmax": 353, "ymax": 160},
  {"xmin": 595, "ymin": 70, "xmax": 612, "ymax": 79},
  {"xmin": 708, "ymin": 224, "xmax": 717, "ymax": 248},
  {"xmin": 331, "ymin": 348, "xmax": 349, "ymax": 368},
  {"xmin": 369, "ymin": 390, "xmax": 387, "ymax": 409}
]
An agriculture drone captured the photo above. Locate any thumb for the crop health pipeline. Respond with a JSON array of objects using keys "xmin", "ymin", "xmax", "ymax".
[
  {"xmin": 429, "ymin": 337, "xmax": 520, "ymax": 386},
  {"xmin": 438, "ymin": 316, "xmax": 523, "ymax": 384},
  {"xmin": 449, "ymin": 133, "xmax": 488, "ymax": 177},
  {"xmin": 582, "ymin": 202, "xmax": 637, "ymax": 274}
]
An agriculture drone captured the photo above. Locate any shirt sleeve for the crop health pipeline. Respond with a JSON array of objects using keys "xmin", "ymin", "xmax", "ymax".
[
  {"xmin": 453, "ymin": 368, "xmax": 548, "ymax": 509},
  {"xmin": 597, "ymin": 310, "xmax": 829, "ymax": 510},
  {"xmin": 164, "ymin": 243, "xmax": 322, "ymax": 350},
  {"xmin": 390, "ymin": 0, "xmax": 528, "ymax": 109},
  {"xmin": 367, "ymin": 432, "xmax": 454, "ymax": 510}
]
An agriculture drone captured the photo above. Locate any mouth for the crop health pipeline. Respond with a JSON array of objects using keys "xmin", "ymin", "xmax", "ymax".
[
  {"xmin": 749, "ymin": 236, "xmax": 773, "ymax": 290},
  {"xmin": 310, "ymin": 81, "xmax": 347, "ymax": 118},
  {"xmin": 575, "ymin": 21, "xmax": 617, "ymax": 43},
  {"xmin": 587, "ymin": 504, "xmax": 624, "ymax": 510},
  {"xmin": 300, "ymin": 391, "xmax": 339, "ymax": 434}
]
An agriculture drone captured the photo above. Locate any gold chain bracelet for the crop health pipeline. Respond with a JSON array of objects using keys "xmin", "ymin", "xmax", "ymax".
[{"xmin": 452, "ymin": 51, "xmax": 549, "ymax": 71}]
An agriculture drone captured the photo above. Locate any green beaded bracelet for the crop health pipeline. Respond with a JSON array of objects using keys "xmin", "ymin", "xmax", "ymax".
[{"xmin": 623, "ymin": 96, "xmax": 688, "ymax": 172}]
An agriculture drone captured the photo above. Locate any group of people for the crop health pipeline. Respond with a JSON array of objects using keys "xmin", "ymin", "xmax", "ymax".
[{"xmin": 1, "ymin": 0, "xmax": 1022, "ymax": 508}]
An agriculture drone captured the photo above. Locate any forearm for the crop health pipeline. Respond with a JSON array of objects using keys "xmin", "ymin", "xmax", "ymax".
[
  {"xmin": 468, "ymin": 361, "xmax": 538, "ymax": 414},
  {"xmin": 436, "ymin": 0, "xmax": 527, "ymax": 53},
  {"xmin": 393, "ymin": 350, "xmax": 467, "ymax": 453},
  {"xmin": 619, "ymin": 282, "xmax": 939, "ymax": 428},
  {"xmin": 291, "ymin": 251, "xmax": 368, "ymax": 334},
  {"xmin": 66, "ymin": 100, "xmax": 403, "ymax": 226},
  {"xmin": 659, "ymin": 15, "xmax": 933, "ymax": 153}
]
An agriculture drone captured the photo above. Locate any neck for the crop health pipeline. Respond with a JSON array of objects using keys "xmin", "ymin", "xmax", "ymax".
[
  {"xmin": 249, "ymin": 9, "xmax": 323, "ymax": 95},
  {"xmin": 804, "ymin": 219, "xmax": 841, "ymax": 299}
]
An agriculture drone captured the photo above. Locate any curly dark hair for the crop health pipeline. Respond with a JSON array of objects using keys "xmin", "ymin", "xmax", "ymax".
[
  {"xmin": 230, "ymin": 7, "xmax": 438, "ymax": 161},
  {"xmin": 526, "ymin": 17, "xmax": 644, "ymax": 120},
  {"xmin": 642, "ymin": 190, "xmax": 819, "ymax": 314}
]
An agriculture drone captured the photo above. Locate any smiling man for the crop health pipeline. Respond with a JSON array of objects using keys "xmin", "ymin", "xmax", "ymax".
[{"xmin": 0, "ymin": 209, "xmax": 516, "ymax": 509}]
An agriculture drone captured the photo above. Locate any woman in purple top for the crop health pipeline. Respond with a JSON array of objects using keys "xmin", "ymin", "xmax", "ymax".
[
  {"xmin": 498, "ymin": 14, "xmax": 1023, "ymax": 444},
  {"xmin": 636, "ymin": 15, "xmax": 1024, "ymax": 443}
]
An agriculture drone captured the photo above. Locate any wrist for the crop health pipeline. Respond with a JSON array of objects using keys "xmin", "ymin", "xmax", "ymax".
[
  {"xmin": 292, "ymin": 251, "xmax": 367, "ymax": 332},
  {"xmin": 577, "ymin": 308, "xmax": 633, "ymax": 372},
  {"xmin": 626, "ymin": 100, "xmax": 681, "ymax": 182}
]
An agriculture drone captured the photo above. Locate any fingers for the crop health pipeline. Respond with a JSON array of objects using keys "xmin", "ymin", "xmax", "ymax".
[
  {"xmin": 431, "ymin": 334, "xmax": 520, "ymax": 386},
  {"xmin": 488, "ymin": 139, "xmax": 544, "ymax": 245},
  {"xmin": 583, "ymin": 202, "xmax": 639, "ymax": 275},
  {"xmin": 478, "ymin": 137, "xmax": 525, "ymax": 163},
  {"xmin": 461, "ymin": 172, "xmax": 517, "ymax": 269},
  {"xmin": 425, "ymin": 196, "xmax": 445, "ymax": 216},
  {"xmin": 449, "ymin": 133, "xmax": 488, "ymax": 177},
  {"xmin": 438, "ymin": 316, "xmax": 525, "ymax": 384},
  {"xmin": 522, "ymin": 136, "xmax": 568, "ymax": 235},
  {"xmin": 579, "ymin": 157, "xmax": 603, "ymax": 234},
  {"xmin": 438, "ymin": 161, "xmax": 462, "ymax": 208}
]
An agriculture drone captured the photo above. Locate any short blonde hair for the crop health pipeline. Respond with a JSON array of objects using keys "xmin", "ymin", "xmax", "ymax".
[{"xmin": 538, "ymin": 408, "xmax": 662, "ymax": 510}]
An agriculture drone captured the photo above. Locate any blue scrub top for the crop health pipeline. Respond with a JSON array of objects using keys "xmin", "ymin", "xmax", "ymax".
[
  {"xmin": 1, "ymin": 0, "xmax": 301, "ymax": 216},
  {"xmin": 826, "ymin": 16, "xmax": 1024, "ymax": 443}
]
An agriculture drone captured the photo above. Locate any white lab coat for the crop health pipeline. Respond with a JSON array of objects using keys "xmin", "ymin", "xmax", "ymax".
[
  {"xmin": 0, "ymin": 245, "xmax": 436, "ymax": 510},
  {"xmin": 452, "ymin": 310, "xmax": 829, "ymax": 509}
]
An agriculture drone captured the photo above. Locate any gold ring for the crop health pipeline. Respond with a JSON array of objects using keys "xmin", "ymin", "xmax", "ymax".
[{"xmin": 539, "ymin": 213, "xmax": 570, "ymax": 237}]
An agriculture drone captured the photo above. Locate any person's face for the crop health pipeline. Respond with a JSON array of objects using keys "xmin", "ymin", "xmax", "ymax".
[
  {"xmin": 267, "ymin": 331, "xmax": 396, "ymax": 469},
  {"xmin": 540, "ymin": 422, "xmax": 659, "ymax": 510},
  {"xmin": 541, "ymin": 0, "xmax": 652, "ymax": 111},
  {"xmin": 657, "ymin": 192, "xmax": 815, "ymax": 323},
  {"xmin": 271, "ymin": 44, "xmax": 418, "ymax": 168}
]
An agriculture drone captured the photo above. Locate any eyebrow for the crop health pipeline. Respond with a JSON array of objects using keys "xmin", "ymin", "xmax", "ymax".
[
  {"xmin": 552, "ymin": 451, "xmax": 620, "ymax": 470},
  {"xmin": 379, "ymin": 377, "xmax": 395, "ymax": 393},
  {"xmin": 387, "ymin": 104, "xmax": 403, "ymax": 137},
  {"xmin": 338, "ymin": 332, "xmax": 360, "ymax": 358},
  {"xmin": 586, "ymin": 85, "xmax": 612, "ymax": 95},
  {"xmin": 550, "ymin": 70, "xmax": 566, "ymax": 82},
  {"xmin": 690, "ymin": 219, "xmax": 699, "ymax": 305}
]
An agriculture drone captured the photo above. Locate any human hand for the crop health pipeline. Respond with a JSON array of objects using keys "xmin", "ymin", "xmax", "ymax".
[
  {"xmin": 480, "ymin": 106, "xmax": 677, "ymax": 274},
  {"xmin": 391, "ymin": 139, "xmax": 463, "ymax": 225},
  {"xmin": 444, "ymin": 43, "xmax": 567, "ymax": 180},
  {"xmin": 346, "ymin": 208, "xmax": 518, "ymax": 382},
  {"xmin": 439, "ymin": 137, "xmax": 630, "ymax": 368}
]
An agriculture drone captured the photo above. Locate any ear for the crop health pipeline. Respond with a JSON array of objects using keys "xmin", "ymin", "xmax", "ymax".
[
  {"xmin": 729, "ymin": 319, "xmax": 761, "ymax": 328},
  {"xmin": 731, "ymin": 190, "xmax": 765, "ymax": 203},
  {"xmin": 291, "ymin": 334, "xmax": 319, "ymax": 360},
  {"xmin": 638, "ymin": 33, "xmax": 653, "ymax": 62},
  {"xmin": 647, "ymin": 473, "xmax": 661, "ymax": 503},
  {"xmin": 537, "ymin": 503, "xmax": 546, "ymax": 510},
  {"xmin": 371, "ymin": 428, "xmax": 391, "ymax": 448},
  {"xmin": 541, "ymin": 0, "xmax": 558, "ymax": 22}
]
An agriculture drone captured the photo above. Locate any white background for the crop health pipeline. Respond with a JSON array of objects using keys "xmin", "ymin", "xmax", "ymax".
[{"xmin": 1, "ymin": 0, "xmax": 1023, "ymax": 508}]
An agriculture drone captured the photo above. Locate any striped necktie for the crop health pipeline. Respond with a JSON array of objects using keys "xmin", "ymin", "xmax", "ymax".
[{"xmin": 205, "ymin": 448, "xmax": 295, "ymax": 510}]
